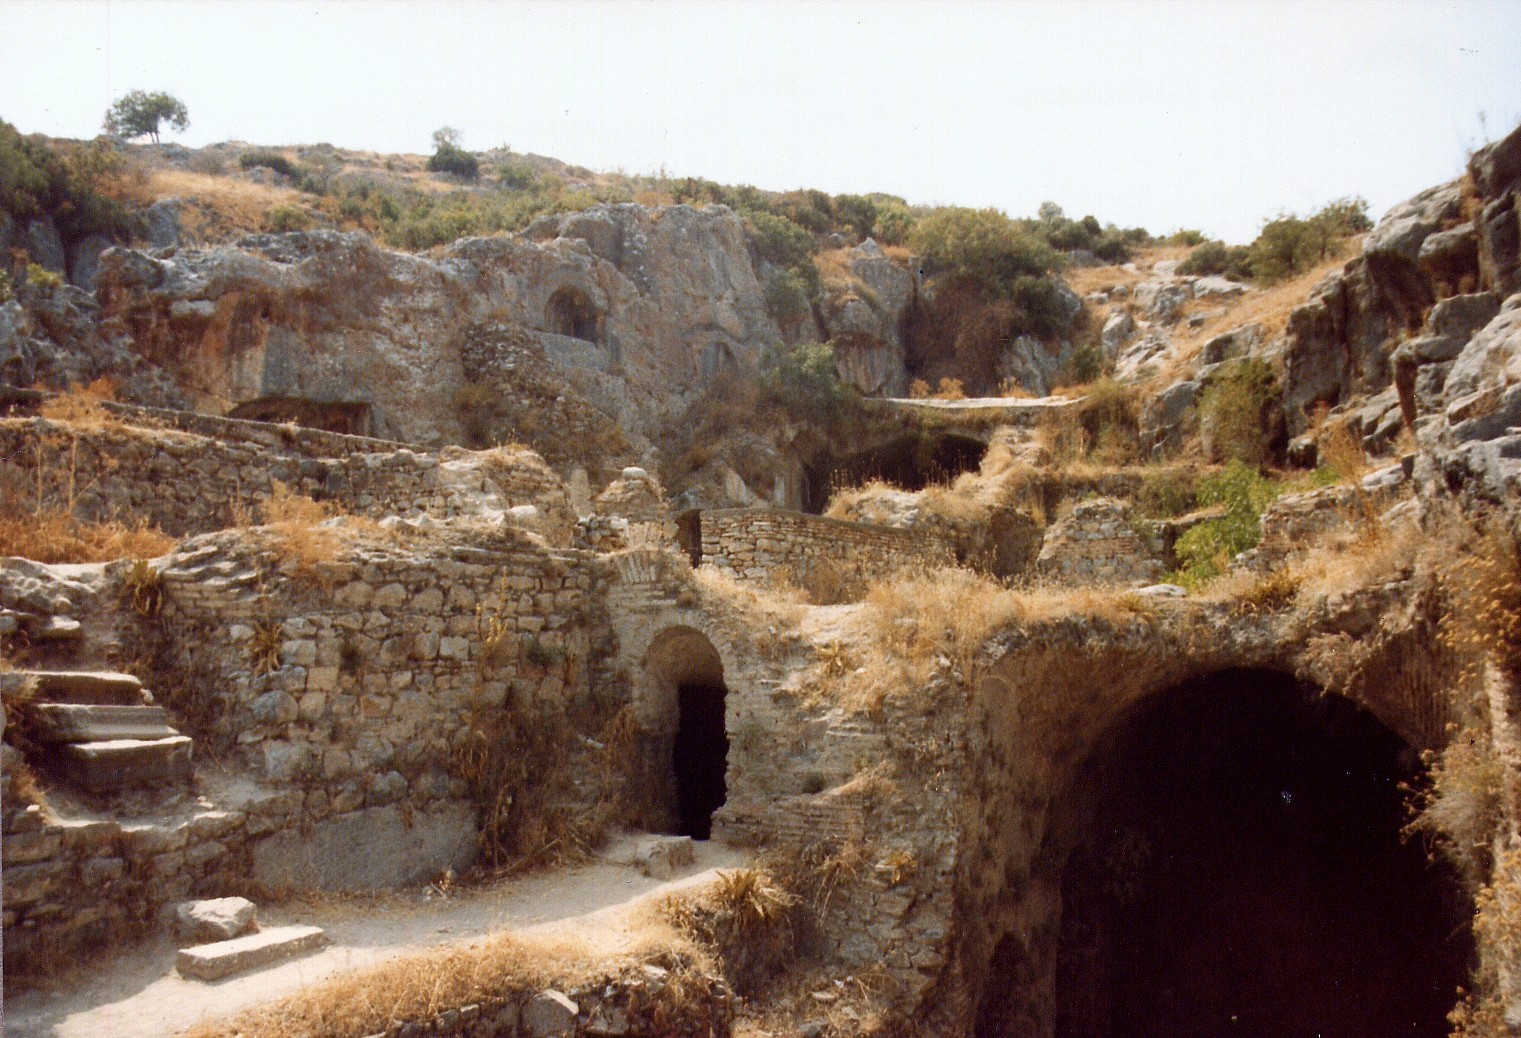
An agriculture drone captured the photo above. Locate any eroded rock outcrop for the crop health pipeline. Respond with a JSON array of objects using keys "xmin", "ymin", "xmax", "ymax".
[
  {"xmin": 821, "ymin": 239, "xmax": 917, "ymax": 396},
  {"xmin": 95, "ymin": 205, "xmax": 782, "ymax": 451}
]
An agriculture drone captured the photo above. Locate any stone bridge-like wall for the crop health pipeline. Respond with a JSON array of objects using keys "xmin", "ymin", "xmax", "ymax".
[{"xmin": 698, "ymin": 508, "xmax": 955, "ymax": 594}]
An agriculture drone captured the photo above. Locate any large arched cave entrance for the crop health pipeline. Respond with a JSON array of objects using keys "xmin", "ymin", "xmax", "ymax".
[
  {"xmin": 645, "ymin": 626, "xmax": 730, "ymax": 840},
  {"xmin": 978, "ymin": 668, "xmax": 1474, "ymax": 1038},
  {"xmin": 803, "ymin": 432, "xmax": 987, "ymax": 513},
  {"xmin": 545, "ymin": 286, "xmax": 600, "ymax": 342}
]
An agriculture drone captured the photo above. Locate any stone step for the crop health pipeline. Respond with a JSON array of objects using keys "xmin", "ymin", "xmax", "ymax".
[
  {"xmin": 31, "ymin": 704, "xmax": 180, "ymax": 744},
  {"xmin": 25, "ymin": 616, "xmax": 83, "ymax": 642},
  {"xmin": 176, "ymin": 924, "xmax": 328, "ymax": 981},
  {"xmin": 27, "ymin": 671, "xmax": 146, "ymax": 706},
  {"xmin": 57, "ymin": 736, "xmax": 193, "ymax": 791}
]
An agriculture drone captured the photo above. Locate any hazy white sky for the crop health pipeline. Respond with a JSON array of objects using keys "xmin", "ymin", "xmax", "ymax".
[{"xmin": 3, "ymin": 0, "xmax": 1519, "ymax": 243}]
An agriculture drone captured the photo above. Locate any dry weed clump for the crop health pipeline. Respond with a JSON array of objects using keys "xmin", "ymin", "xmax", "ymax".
[
  {"xmin": 658, "ymin": 866, "xmax": 800, "ymax": 998},
  {"xmin": 0, "ymin": 511, "xmax": 175, "ymax": 565},
  {"xmin": 865, "ymin": 566, "xmax": 1023, "ymax": 685},
  {"xmin": 0, "ymin": 381, "xmax": 178, "ymax": 563},
  {"xmin": 258, "ymin": 481, "xmax": 343, "ymax": 574},
  {"xmin": 185, "ymin": 924, "xmax": 703, "ymax": 1038},
  {"xmin": 36, "ymin": 376, "xmax": 120, "ymax": 427},
  {"xmin": 1449, "ymin": 849, "xmax": 1521, "ymax": 1038}
]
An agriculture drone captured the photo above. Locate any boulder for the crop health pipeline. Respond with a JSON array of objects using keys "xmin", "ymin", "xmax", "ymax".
[
  {"xmin": 1101, "ymin": 310, "xmax": 1135, "ymax": 352},
  {"xmin": 1470, "ymin": 123, "xmax": 1521, "ymax": 298},
  {"xmin": 525, "ymin": 990, "xmax": 579, "ymax": 1037},
  {"xmin": 21, "ymin": 218, "xmax": 66, "ymax": 273},
  {"xmin": 1134, "ymin": 280, "xmax": 1190, "ymax": 324},
  {"xmin": 1191, "ymin": 275, "xmax": 1248, "ymax": 299},
  {"xmin": 998, "ymin": 335, "xmax": 1074, "ymax": 397},
  {"xmin": 1141, "ymin": 380, "xmax": 1199, "ymax": 457},
  {"xmin": 174, "ymin": 897, "xmax": 257, "ymax": 943},
  {"xmin": 1444, "ymin": 295, "xmax": 1521, "ymax": 440},
  {"xmin": 145, "ymin": 198, "xmax": 183, "ymax": 249},
  {"xmin": 1364, "ymin": 180, "xmax": 1463, "ymax": 265},
  {"xmin": 819, "ymin": 238, "xmax": 916, "ymax": 396},
  {"xmin": 1419, "ymin": 223, "xmax": 1479, "ymax": 286},
  {"xmin": 67, "ymin": 234, "xmax": 114, "ymax": 292}
]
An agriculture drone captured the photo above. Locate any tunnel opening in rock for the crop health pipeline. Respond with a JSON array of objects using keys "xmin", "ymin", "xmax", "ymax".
[
  {"xmin": 646, "ymin": 627, "xmax": 730, "ymax": 841},
  {"xmin": 674, "ymin": 509, "xmax": 703, "ymax": 567},
  {"xmin": 228, "ymin": 396, "xmax": 374, "ymax": 437},
  {"xmin": 806, "ymin": 432, "xmax": 987, "ymax": 512},
  {"xmin": 984, "ymin": 668, "xmax": 1474, "ymax": 1038},
  {"xmin": 545, "ymin": 286, "xmax": 600, "ymax": 342}
]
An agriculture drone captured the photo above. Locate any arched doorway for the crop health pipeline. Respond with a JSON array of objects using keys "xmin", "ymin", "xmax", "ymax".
[
  {"xmin": 645, "ymin": 627, "xmax": 730, "ymax": 840},
  {"xmin": 978, "ymin": 668, "xmax": 1474, "ymax": 1038},
  {"xmin": 545, "ymin": 286, "xmax": 600, "ymax": 342}
]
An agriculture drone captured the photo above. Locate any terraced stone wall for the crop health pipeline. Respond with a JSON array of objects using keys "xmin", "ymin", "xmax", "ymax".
[
  {"xmin": 699, "ymin": 508, "xmax": 955, "ymax": 597},
  {"xmin": 0, "ymin": 415, "xmax": 574, "ymax": 541}
]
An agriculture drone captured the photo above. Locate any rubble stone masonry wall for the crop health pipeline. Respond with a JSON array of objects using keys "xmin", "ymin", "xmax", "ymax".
[
  {"xmin": 699, "ymin": 508, "xmax": 954, "ymax": 590},
  {"xmin": 0, "ymin": 416, "xmax": 571, "ymax": 539},
  {"xmin": 2, "ymin": 529, "xmax": 619, "ymax": 970}
]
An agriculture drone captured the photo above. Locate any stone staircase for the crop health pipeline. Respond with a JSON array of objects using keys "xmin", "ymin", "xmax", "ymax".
[{"xmin": 26, "ymin": 670, "xmax": 193, "ymax": 792}]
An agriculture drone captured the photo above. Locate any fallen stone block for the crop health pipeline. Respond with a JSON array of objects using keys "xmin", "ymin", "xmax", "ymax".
[
  {"xmin": 636, "ymin": 835, "xmax": 695, "ymax": 880},
  {"xmin": 176, "ymin": 924, "xmax": 327, "ymax": 981},
  {"xmin": 175, "ymin": 897, "xmax": 258, "ymax": 943},
  {"xmin": 524, "ymin": 990, "xmax": 579, "ymax": 1037}
]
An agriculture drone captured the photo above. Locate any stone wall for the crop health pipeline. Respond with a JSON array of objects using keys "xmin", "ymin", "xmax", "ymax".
[
  {"xmin": 1034, "ymin": 498, "xmax": 1164, "ymax": 586},
  {"xmin": 0, "ymin": 414, "xmax": 574, "ymax": 541},
  {"xmin": 2, "ymin": 526, "xmax": 623, "ymax": 970},
  {"xmin": 698, "ymin": 508, "xmax": 954, "ymax": 596}
]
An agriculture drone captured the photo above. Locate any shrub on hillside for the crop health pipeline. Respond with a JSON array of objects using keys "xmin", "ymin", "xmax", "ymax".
[
  {"xmin": 1168, "ymin": 461, "xmax": 1281, "ymax": 586},
  {"xmin": 909, "ymin": 206, "xmax": 1059, "ymax": 294},
  {"xmin": 265, "ymin": 204, "xmax": 312, "ymax": 233},
  {"xmin": 744, "ymin": 210, "xmax": 817, "ymax": 269},
  {"xmin": 764, "ymin": 267, "xmax": 815, "ymax": 326},
  {"xmin": 1178, "ymin": 239, "xmax": 1251, "ymax": 280},
  {"xmin": 428, "ymin": 143, "xmax": 480, "ymax": 180},
  {"xmin": 1199, "ymin": 358, "xmax": 1283, "ymax": 466},
  {"xmin": 1246, "ymin": 197, "xmax": 1371, "ymax": 283},
  {"xmin": 427, "ymin": 127, "xmax": 480, "ymax": 180},
  {"xmin": 760, "ymin": 341, "xmax": 853, "ymax": 426},
  {"xmin": 0, "ymin": 120, "xmax": 138, "ymax": 244},
  {"xmin": 239, "ymin": 149, "xmax": 303, "ymax": 180},
  {"xmin": 1031, "ymin": 202, "xmax": 1145, "ymax": 264},
  {"xmin": 496, "ymin": 159, "xmax": 538, "ymax": 190}
]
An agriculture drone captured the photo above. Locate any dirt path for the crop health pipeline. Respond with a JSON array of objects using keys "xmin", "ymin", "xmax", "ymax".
[{"xmin": 4, "ymin": 840, "xmax": 745, "ymax": 1038}]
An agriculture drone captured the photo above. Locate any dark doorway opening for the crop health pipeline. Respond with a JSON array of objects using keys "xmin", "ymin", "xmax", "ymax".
[
  {"xmin": 545, "ymin": 286, "xmax": 600, "ymax": 342},
  {"xmin": 807, "ymin": 433, "xmax": 986, "ymax": 513},
  {"xmin": 675, "ymin": 510, "xmax": 703, "ymax": 567},
  {"xmin": 673, "ymin": 677, "xmax": 729, "ymax": 840},
  {"xmin": 1033, "ymin": 668, "xmax": 1472, "ymax": 1038},
  {"xmin": 647, "ymin": 627, "xmax": 731, "ymax": 841}
]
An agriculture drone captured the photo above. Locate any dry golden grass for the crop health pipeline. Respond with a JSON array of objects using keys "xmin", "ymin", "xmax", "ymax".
[
  {"xmin": 259, "ymin": 481, "xmax": 343, "ymax": 574},
  {"xmin": 692, "ymin": 566, "xmax": 806, "ymax": 633},
  {"xmin": 1152, "ymin": 243, "xmax": 1359, "ymax": 385},
  {"xmin": 0, "ymin": 511, "xmax": 175, "ymax": 565},
  {"xmin": 36, "ymin": 377, "xmax": 120, "ymax": 427},
  {"xmin": 1062, "ymin": 244, "xmax": 1192, "ymax": 296},
  {"xmin": 138, "ymin": 169, "xmax": 307, "ymax": 238},
  {"xmin": 186, "ymin": 923, "xmax": 701, "ymax": 1038},
  {"xmin": 815, "ymin": 247, "xmax": 861, "ymax": 292},
  {"xmin": 865, "ymin": 566, "xmax": 1024, "ymax": 682}
]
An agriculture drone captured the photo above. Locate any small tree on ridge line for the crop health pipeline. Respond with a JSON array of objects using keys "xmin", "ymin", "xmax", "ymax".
[{"xmin": 102, "ymin": 90, "xmax": 189, "ymax": 143}]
